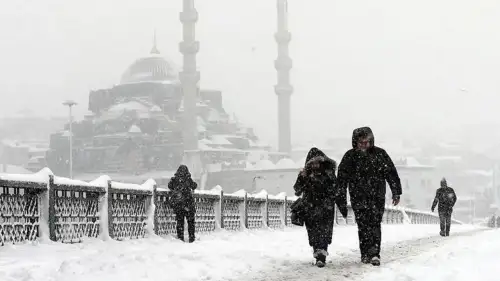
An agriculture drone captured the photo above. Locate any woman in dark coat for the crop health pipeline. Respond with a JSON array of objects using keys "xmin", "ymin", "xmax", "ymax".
[
  {"xmin": 168, "ymin": 165, "xmax": 197, "ymax": 242},
  {"xmin": 293, "ymin": 147, "xmax": 348, "ymax": 267}
]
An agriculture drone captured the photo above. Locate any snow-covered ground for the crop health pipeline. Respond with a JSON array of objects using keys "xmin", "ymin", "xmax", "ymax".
[
  {"xmin": 0, "ymin": 224, "xmax": 480, "ymax": 281},
  {"xmin": 359, "ymin": 228, "xmax": 500, "ymax": 281}
]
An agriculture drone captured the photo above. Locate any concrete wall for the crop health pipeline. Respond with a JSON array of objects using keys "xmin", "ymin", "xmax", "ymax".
[{"xmin": 204, "ymin": 168, "xmax": 300, "ymax": 195}]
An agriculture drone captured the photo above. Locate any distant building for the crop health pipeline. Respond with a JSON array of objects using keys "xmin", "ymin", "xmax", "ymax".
[{"xmin": 46, "ymin": 42, "xmax": 270, "ymax": 178}]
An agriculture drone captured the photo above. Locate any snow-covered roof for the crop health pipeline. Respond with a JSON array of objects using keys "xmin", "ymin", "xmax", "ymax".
[
  {"xmin": 251, "ymin": 159, "xmax": 276, "ymax": 170},
  {"xmin": 108, "ymin": 101, "xmax": 149, "ymax": 114},
  {"xmin": 199, "ymin": 138, "xmax": 213, "ymax": 145},
  {"xmin": 250, "ymin": 139, "xmax": 272, "ymax": 148},
  {"xmin": 210, "ymin": 135, "xmax": 232, "ymax": 145},
  {"xmin": 275, "ymin": 158, "xmax": 298, "ymax": 169},
  {"xmin": 398, "ymin": 157, "xmax": 434, "ymax": 169},
  {"xmin": 128, "ymin": 125, "xmax": 142, "ymax": 134},
  {"xmin": 61, "ymin": 130, "xmax": 73, "ymax": 137},
  {"xmin": 198, "ymin": 145, "xmax": 243, "ymax": 152},
  {"xmin": 120, "ymin": 54, "xmax": 178, "ymax": 85},
  {"xmin": 150, "ymin": 105, "xmax": 162, "ymax": 112}
]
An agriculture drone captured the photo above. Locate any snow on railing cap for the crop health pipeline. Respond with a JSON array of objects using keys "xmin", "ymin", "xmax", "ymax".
[
  {"xmin": 226, "ymin": 189, "xmax": 247, "ymax": 197},
  {"xmin": 0, "ymin": 167, "xmax": 53, "ymax": 183},
  {"xmin": 273, "ymin": 192, "xmax": 287, "ymax": 200},
  {"xmin": 110, "ymin": 179, "xmax": 155, "ymax": 192},
  {"xmin": 204, "ymin": 185, "xmax": 224, "ymax": 195},
  {"xmin": 195, "ymin": 189, "xmax": 220, "ymax": 196},
  {"xmin": 211, "ymin": 185, "xmax": 223, "ymax": 192},
  {"xmin": 54, "ymin": 176, "xmax": 93, "ymax": 187},
  {"xmin": 195, "ymin": 185, "xmax": 223, "ymax": 196},
  {"xmin": 156, "ymin": 187, "xmax": 169, "ymax": 192},
  {"xmin": 141, "ymin": 179, "xmax": 157, "ymax": 191},
  {"xmin": 89, "ymin": 175, "xmax": 112, "ymax": 188},
  {"xmin": 248, "ymin": 189, "xmax": 268, "ymax": 199}
]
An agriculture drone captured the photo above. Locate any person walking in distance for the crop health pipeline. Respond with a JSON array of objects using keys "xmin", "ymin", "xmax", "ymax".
[
  {"xmin": 337, "ymin": 127, "xmax": 402, "ymax": 266},
  {"xmin": 431, "ymin": 178, "xmax": 457, "ymax": 237},
  {"xmin": 168, "ymin": 165, "xmax": 197, "ymax": 243}
]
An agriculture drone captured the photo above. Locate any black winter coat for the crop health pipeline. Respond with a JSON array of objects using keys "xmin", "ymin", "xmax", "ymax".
[
  {"xmin": 337, "ymin": 127, "xmax": 402, "ymax": 210},
  {"xmin": 168, "ymin": 165, "xmax": 198, "ymax": 213},
  {"xmin": 431, "ymin": 187, "xmax": 457, "ymax": 212},
  {"xmin": 293, "ymin": 148, "xmax": 347, "ymax": 220}
]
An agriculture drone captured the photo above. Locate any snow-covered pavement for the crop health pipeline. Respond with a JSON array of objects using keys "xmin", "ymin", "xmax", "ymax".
[
  {"xmin": 0, "ymin": 224, "xmax": 482, "ymax": 281},
  {"xmin": 358, "ymin": 228, "xmax": 500, "ymax": 281}
]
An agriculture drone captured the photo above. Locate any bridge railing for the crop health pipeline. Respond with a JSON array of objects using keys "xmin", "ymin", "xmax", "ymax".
[{"xmin": 0, "ymin": 168, "xmax": 461, "ymax": 246}]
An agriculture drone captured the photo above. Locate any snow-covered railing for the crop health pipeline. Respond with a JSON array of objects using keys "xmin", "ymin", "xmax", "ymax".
[
  {"xmin": 333, "ymin": 204, "xmax": 462, "ymax": 225},
  {"xmin": 0, "ymin": 169, "xmax": 461, "ymax": 246}
]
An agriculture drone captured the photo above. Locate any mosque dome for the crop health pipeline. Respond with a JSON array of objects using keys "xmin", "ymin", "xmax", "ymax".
[{"xmin": 120, "ymin": 34, "xmax": 178, "ymax": 84}]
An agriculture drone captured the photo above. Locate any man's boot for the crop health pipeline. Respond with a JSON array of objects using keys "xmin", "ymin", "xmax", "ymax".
[{"xmin": 370, "ymin": 256, "xmax": 381, "ymax": 266}]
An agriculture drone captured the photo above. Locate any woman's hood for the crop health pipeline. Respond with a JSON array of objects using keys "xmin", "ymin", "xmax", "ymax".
[{"xmin": 304, "ymin": 147, "xmax": 336, "ymax": 171}]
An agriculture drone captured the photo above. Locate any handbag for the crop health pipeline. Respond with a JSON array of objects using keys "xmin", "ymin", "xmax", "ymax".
[{"xmin": 290, "ymin": 197, "xmax": 306, "ymax": 226}]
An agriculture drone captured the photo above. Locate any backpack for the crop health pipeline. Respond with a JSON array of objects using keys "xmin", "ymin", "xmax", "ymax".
[{"xmin": 169, "ymin": 180, "xmax": 194, "ymax": 211}]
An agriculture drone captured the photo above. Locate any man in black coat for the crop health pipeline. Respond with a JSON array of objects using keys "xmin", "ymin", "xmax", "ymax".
[
  {"xmin": 168, "ymin": 165, "xmax": 198, "ymax": 243},
  {"xmin": 337, "ymin": 127, "xmax": 402, "ymax": 266},
  {"xmin": 431, "ymin": 178, "xmax": 457, "ymax": 237}
]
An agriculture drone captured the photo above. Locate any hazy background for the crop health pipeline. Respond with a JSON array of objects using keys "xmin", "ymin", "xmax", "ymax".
[{"xmin": 1, "ymin": 0, "xmax": 499, "ymax": 147}]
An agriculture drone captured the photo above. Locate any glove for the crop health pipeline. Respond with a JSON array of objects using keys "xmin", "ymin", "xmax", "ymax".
[{"xmin": 392, "ymin": 195, "xmax": 400, "ymax": 206}]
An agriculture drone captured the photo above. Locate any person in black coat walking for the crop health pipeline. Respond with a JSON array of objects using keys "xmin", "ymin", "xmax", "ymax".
[
  {"xmin": 168, "ymin": 165, "xmax": 197, "ymax": 243},
  {"xmin": 431, "ymin": 178, "xmax": 457, "ymax": 237},
  {"xmin": 337, "ymin": 127, "xmax": 402, "ymax": 266},
  {"xmin": 293, "ymin": 148, "xmax": 348, "ymax": 268}
]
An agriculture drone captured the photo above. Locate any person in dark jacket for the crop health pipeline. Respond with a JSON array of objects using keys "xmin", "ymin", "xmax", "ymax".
[
  {"xmin": 431, "ymin": 178, "xmax": 457, "ymax": 237},
  {"xmin": 337, "ymin": 127, "xmax": 402, "ymax": 266},
  {"xmin": 293, "ymin": 147, "xmax": 348, "ymax": 268},
  {"xmin": 168, "ymin": 165, "xmax": 197, "ymax": 243}
]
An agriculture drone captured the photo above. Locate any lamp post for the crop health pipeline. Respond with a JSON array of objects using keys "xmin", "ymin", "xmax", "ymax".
[
  {"xmin": 252, "ymin": 175, "xmax": 265, "ymax": 192},
  {"xmin": 63, "ymin": 100, "xmax": 77, "ymax": 179}
]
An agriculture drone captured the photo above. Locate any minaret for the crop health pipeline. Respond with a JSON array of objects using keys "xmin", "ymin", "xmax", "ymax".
[
  {"xmin": 275, "ymin": 0, "xmax": 293, "ymax": 154},
  {"xmin": 179, "ymin": 0, "xmax": 201, "ymax": 175}
]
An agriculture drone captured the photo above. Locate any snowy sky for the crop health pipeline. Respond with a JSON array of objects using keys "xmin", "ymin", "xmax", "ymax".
[{"xmin": 1, "ymin": 0, "xmax": 500, "ymax": 146}]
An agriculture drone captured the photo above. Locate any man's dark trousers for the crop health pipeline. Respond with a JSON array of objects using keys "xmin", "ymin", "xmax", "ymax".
[
  {"xmin": 353, "ymin": 202, "xmax": 385, "ymax": 259},
  {"xmin": 439, "ymin": 209, "xmax": 452, "ymax": 236}
]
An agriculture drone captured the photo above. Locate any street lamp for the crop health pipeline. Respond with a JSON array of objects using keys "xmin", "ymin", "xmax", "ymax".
[
  {"xmin": 252, "ymin": 175, "xmax": 265, "ymax": 192},
  {"xmin": 62, "ymin": 100, "xmax": 77, "ymax": 179}
]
